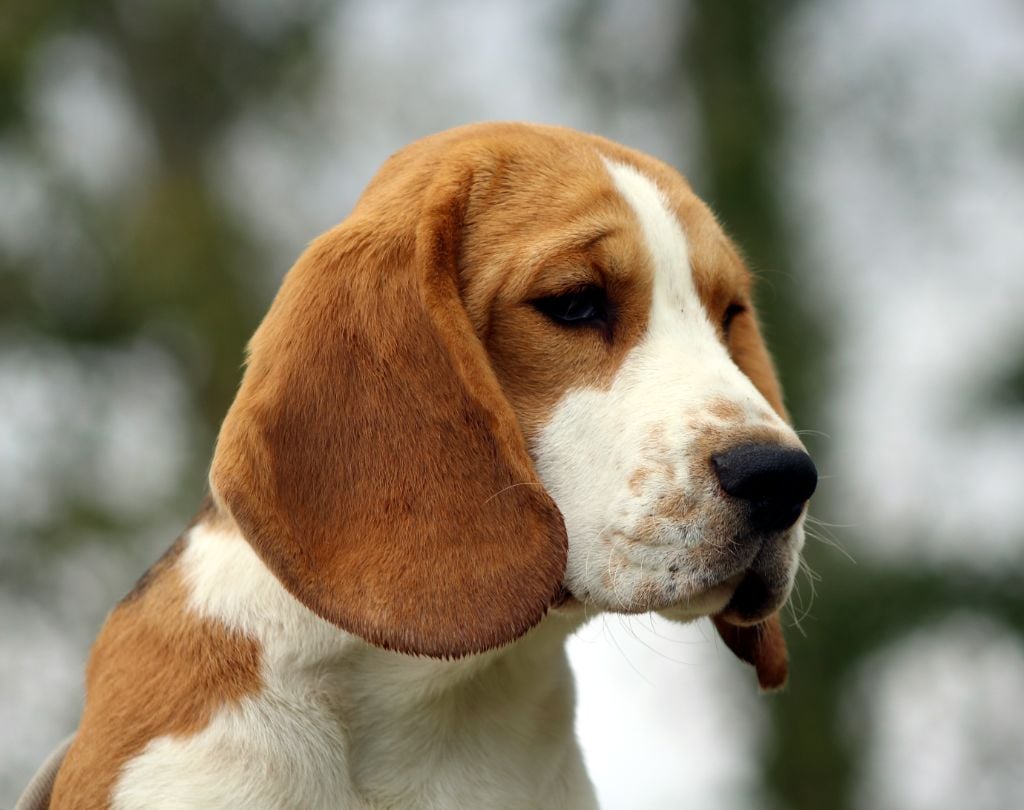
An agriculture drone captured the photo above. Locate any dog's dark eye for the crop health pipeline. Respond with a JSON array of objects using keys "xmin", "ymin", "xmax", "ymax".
[
  {"xmin": 533, "ymin": 286, "xmax": 608, "ymax": 327},
  {"xmin": 722, "ymin": 303, "xmax": 746, "ymax": 336}
]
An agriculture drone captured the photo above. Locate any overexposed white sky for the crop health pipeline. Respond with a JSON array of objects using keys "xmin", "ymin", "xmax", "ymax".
[{"xmin": 845, "ymin": 613, "xmax": 1024, "ymax": 810}]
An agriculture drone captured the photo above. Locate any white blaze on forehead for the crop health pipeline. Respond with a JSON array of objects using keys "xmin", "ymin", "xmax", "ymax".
[
  {"xmin": 600, "ymin": 157, "xmax": 746, "ymax": 396},
  {"xmin": 601, "ymin": 157, "xmax": 708, "ymax": 329}
]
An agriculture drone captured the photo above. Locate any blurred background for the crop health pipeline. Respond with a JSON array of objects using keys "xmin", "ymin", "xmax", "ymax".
[{"xmin": 2, "ymin": 1, "xmax": 1024, "ymax": 807}]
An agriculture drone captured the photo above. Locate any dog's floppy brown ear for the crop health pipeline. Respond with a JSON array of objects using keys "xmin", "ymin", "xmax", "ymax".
[
  {"xmin": 210, "ymin": 147, "xmax": 567, "ymax": 657},
  {"xmin": 713, "ymin": 614, "xmax": 788, "ymax": 691}
]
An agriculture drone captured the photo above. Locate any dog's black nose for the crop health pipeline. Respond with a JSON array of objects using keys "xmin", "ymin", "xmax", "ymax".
[{"xmin": 712, "ymin": 444, "xmax": 818, "ymax": 532}]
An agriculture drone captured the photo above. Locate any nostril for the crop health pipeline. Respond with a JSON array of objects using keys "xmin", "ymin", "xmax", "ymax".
[{"xmin": 712, "ymin": 444, "xmax": 818, "ymax": 532}]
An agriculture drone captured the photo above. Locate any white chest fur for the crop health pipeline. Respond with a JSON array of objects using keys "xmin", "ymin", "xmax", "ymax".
[{"xmin": 110, "ymin": 524, "xmax": 596, "ymax": 810}]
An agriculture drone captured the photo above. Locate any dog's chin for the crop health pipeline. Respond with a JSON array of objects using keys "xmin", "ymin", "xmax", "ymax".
[
  {"xmin": 556, "ymin": 527, "xmax": 801, "ymax": 619},
  {"xmin": 557, "ymin": 572, "xmax": 742, "ymax": 620},
  {"xmin": 559, "ymin": 566, "xmax": 794, "ymax": 625}
]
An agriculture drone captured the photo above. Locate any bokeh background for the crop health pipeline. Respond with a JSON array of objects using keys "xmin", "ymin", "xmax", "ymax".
[{"xmin": 3, "ymin": 1, "xmax": 1024, "ymax": 808}]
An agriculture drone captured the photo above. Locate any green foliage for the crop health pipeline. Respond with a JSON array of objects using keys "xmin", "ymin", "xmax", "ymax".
[{"xmin": 1, "ymin": 1, "xmax": 325, "ymax": 425}]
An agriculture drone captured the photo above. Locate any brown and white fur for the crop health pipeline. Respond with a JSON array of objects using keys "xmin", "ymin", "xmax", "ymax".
[{"xmin": 47, "ymin": 123, "xmax": 815, "ymax": 809}]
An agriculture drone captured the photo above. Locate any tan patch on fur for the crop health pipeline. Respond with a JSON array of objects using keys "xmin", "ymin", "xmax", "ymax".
[
  {"xmin": 628, "ymin": 466, "xmax": 649, "ymax": 496},
  {"xmin": 642, "ymin": 424, "xmax": 667, "ymax": 452},
  {"xmin": 706, "ymin": 397, "xmax": 746, "ymax": 423},
  {"xmin": 630, "ymin": 489, "xmax": 700, "ymax": 548},
  {"xmin": 50, "ymin": 507, "xmax": 261, "ymax": 810},
  {"xmin": 654, "ymin": 490, "xmax": 695, "ymax": 523},
  {"xmin": 636, "ymin": 424, "xmax": 678, "ymax": 485}
]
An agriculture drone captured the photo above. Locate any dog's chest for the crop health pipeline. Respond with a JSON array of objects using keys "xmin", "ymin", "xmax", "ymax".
[
  {"xmin": 111, "ymin": 527, "xmax": 598, "ymax": 809},
  {"xmin": 111, "ymin": 645, "xmax": 596, "ymax": 810}
]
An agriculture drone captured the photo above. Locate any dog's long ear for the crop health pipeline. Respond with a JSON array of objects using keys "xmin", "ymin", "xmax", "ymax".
[{"xmin": 210, "ymin": 147, "xmax": 567, "ymax": 657}]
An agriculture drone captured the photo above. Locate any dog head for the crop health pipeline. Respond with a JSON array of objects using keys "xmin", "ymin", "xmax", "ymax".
[{"xmin": 210, "ymin": 123, "xmax": 815, "ymax": 688}]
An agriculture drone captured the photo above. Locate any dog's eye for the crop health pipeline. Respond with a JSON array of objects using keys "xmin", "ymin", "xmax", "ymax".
[
  {"xmin": 533, "ymin": 286, "xmax": 608, "ymax": 327},
  {"xmin": 722, "ymin": 303, "xmax": 746, "ymax": 336}
]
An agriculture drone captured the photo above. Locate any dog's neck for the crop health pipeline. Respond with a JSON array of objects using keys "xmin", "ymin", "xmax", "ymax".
[{"xmin": 166, "ymin": 521, "xmax": 598, "ymax": 809}]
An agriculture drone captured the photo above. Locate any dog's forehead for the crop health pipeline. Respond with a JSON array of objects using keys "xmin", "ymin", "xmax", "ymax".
[
  {"xmin": 453, "ymin": 128, "xmax": 747, "ymax": 304},
  {"xmin": 596, "ymin": 156, "xmax": 751, "ymax": 315}
]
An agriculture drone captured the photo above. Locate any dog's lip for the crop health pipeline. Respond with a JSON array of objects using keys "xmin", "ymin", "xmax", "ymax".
[
  {"xmin": 716, "ymin": 569, "xmax": 785, "ymax": 627},
  {"xmin": 700, "ymin": 570, "xmax": 746, "ymax": 602}
]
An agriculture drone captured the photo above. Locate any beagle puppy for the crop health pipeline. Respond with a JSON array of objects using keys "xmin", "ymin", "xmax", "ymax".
[{"xmin": 43, "ymin": 122, "xmax": 816, "ymax": 809}]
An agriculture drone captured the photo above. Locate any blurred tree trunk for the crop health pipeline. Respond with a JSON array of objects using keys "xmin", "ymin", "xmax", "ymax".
[
  {"xmin": 683, "ymin": 0, "xmax": 823, "ymax": 440},
  {"xmin": 681, "ymin": 4, "xmax": 850, "ymax": 809}
]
